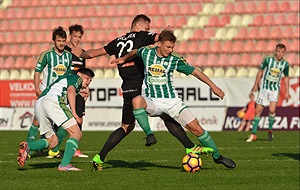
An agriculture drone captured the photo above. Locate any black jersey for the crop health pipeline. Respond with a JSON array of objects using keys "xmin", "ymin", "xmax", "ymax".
[
  {"xmin": 64, "ymin": 45, "xmax": 86, "ymax": 71},
  {"xmin": 104, "ymin": 31, "xmax": 157, "ymax": 89}
]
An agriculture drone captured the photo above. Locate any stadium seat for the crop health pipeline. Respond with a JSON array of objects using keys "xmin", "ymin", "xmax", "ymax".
[
  {"xmin": 206, "ymin": 54, "xmax": 219, "ymax": 67},
  {"xmin": 213, "ymin": 28, "xmax": 226, "ymax": 40},
  {"xmin": 86, "ymin": 6, "xmax": 97, "ymax": 17},
  {"xmin": 226, "ymin": 28, "xmax": 238, "ymax": 40},
  {"xmin": 9, "ymin": 69, "xmax": 20, "ymax": 80},
  {"xmin": 217, "ymin": 54, "xmax": 229, "ymax": 67},
  {"xmin": 235, "ymin": 2, "xmax": 246, "ymax": 14},
  {"xmin": 264, "ymin": 15, "xmax": 275, "ymax": 26},
  {"xmin": 181, "ymin": 29, "xmax": 193, "ymax": 41},
  {"xmin": 113, "ymin": 68, "xmax": 119, "ymax": 78},
  {"xmin": 280, "ymin": 1, "xmax": 291, "ymax": 12},
  {"xmin": 228, "ymin": 15, "xmax": 242, "ymax": 27},
  {"xmin": 234, "ymin": 28, "xmax": 248, "ymax": 40},
  {"xmin": 275, "ymin": 14, "xmax": 286, "ymax": 25},
  {"xmin": 103, "ymin": 68, "xmax": 115, "ymax": 78},
  {"xmin": 257, "ymin": 2, "xmax": 268, "ymax": 13},
  {"xmin": 213, "ymin": 67, "xmax": 225, "ymax": 78},
  {"xmin": 282, "ymin": 26, "xmax": 293, "ymax": 39},
  {"xmin": 225, "ymin": 67, "xmax": 237, "ymax": 78},
  {"xmin": 293, "ymin": 66, "xmax": 299, "ymax": 77},
  {"xmin": 251, "ymin": 53, "xmax": 263, "ymax": 66},
  {"xmin": 197, "ymin": 16, "xmax": 209, "ymax": 28},
  {"xmin": 149, "ymin": 4, "xmax": 159, "ymax": 16},
  {"xmin": 266, "ymin": 40, "xmax": 278, "ymax": 52},
  {"xmin": 290, "ymin": 1, "xmax": 299, "ymax": 12},
  {"xmin": 190, "ymin": 29, "xmax": 204, "ymax": 40},
  {"xmin": 287, "ymin": 53, "xmax": 298, "ymax": 66},
  {"xmin": 0, "ymin": 69, "xmax": 10, "ymax": 80},
  {"xmin": 293, "ymin": 27, "xmax": 299, "ymax": 39},
  {"xmin": 241, "ymin": 14, "xmax": 253, "ymax": 26},
  {"xmin": 268, "ymin": 1, "xmax": 279, "ymax": 13},
  {"xmin": 229, "ymin": 54, "xmax": 241, "ymax": 66},
  {"xmin": 175, "ymin": 17, "xmax": 187, "ymax": 28},
  {"xmin": 185, "ymin": 55, "xmax": 197, "ymax": 65},
  {"xmin": 94, "ymin": 69, "xmax": 104, "ymax": 78},
  {"xmin": 15, "ymin": 57, "xmax": 26, "ymax": 69},
  {"xmin": 201, "ymin": 3, "xmax": 214, "ymax": 15},
  {"xmin": 220, "ymin": 15, "xmax": 230, "ymax": 26},
  {"xmin": 245, "ymin": 2, "xmax": 257, "ymax": 13},
  {"xmin": 25, "ymin": 57, "xmax": 36, "ymax": 69},
  {"xmin": 240, "ymin": 54, "xmax": 252, "ymax": 66},
  {"xmin": 248, "ymin": 67, "xmax": 259, "ymax": 77},
  {"xmin": 213, "ymin": 3, "xmax": 225, "ymax": 14},
  {"xmin": 256, "ymin": 40, "xmax": 268, "ymax": 53},
  {"xmin": 286, "ymin": 14, "xmax": 298, "ymax": 25},
  {"xmin": 203, "ymin": 67, "xmax": 214, "ymax": 78},
  {"xmin": 259, "ymin": 27, "xmax": 270, "ymax": 39},
  {"xmin": 210, "ymin": 41, "xmax": 221, "ymax": 54},
  {"xmin": 290, "ymin": 39, "xmax": 300, "ymax": 52},
  {"xmin": 288, "ymin": 66, "xmax": 294, "ymax": 77},
  {"xmin": 195, "ymin": 55, "xmax": 207, "ymax": 68},
  {"xmin": 176, "ymin": 41, "xmax": 189, "ymax": 54},
  {"xmin": 244, "ymin": 40, "xmax": 255, "ymax": 53},
  {"xmin": 250, "ymin": 15, "xmax": 264, "ymax": 26},
  {"xmin": 185, "ymin": 16, "xmax": 198, "ymax": 28},
  {"xmin": 187, "ymin": 41, "xmax": 200, "ymax": 54},
  {"xmin": 236, "ymin": 67, "xmax": 248, "ymax": 78},
  {"xmin": 207, "ymin": 15, "xmax": 219, "ymax": 27},
  {"xmin": 221, "ymin": 41, "xmax": 233, "ymax": 53},
  {"xmin": 159, "ymin": 4, "xmax": 170, "ymax": 16},
  {"xmin": 223, "ymin": 3, "xmax": 234, "ymax": 14},
  {"xmin": 19, "ymin": 69, "xmax": 31, "ymax": 79},
  {"xmin": 198, "ymin": 40, "xmax": 210, "ymax": 54},
  {"xmin": 232, "ymin": 41, "xmax": 244, "ymax": 53}
]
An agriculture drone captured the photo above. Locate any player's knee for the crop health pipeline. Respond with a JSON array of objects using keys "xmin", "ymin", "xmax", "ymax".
[
  {"xmin": 48, "ymin": 135, "xmax": 58, "ymax": 149},
  {"xmin": 132, "ymin": 96, "xmax": 144, "ymax": 108},
  {"xmin": 122, "ymin": 123, "xmax": 135, "ymax": 134}
]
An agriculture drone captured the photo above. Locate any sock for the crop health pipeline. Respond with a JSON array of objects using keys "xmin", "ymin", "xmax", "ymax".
[
  {"xmin": 61, "ymin": 138, "xmax": 79, "ymax": 166},
  {"xmin": 99, "ymin": 127, "xmax": 127, "ymax": 161},
  {"xmin": 251, "ymin": 116, "xmax": 260, "ymax": 135},
  {"xmin": 51, "ymin": 127, "xmax": 68, "ymax": 152},
  {"xmin": 28, "ymin": 139, "xmax": 49, "ymax": 151},
  {"xmin": 163, "ymin": 116, "xmax": 194, "ymax": 148},
  {"xmin": 133, "ymin": 108, "xmax": 153, "ymax": 136},
  {"xmin": 268, "ymin": 115, "xmax": 275, "ymax": 130},
  {"xmin": 198, "ymin": 130, "xmax": 220, "ymax": 159},
  {"xmin": 26, "ymin": 124, "xmax": 39, "ymax": 143}
]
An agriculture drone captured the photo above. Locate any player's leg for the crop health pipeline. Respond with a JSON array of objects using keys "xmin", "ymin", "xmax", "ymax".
[
  {"xmin": 132, "ymin": 95, "xmax": 157, "ymax": 146},
  {"xmin": 47, "ymin": 125, "xmax": 67, "ymax": 158},
  {"xmin": 267, "ymin": 101, "xmax": 277, "ymax": 141},
  {"xmin": 73, "ymin": 94, "xmax": 88, "ymax": 157},
  {"xmin": 26, "ymin": 117, "xmax": 39, "ymax": 143},
  {"xmin": 93, "ymin": 92, "xmax": 137, "ymax": 170},
  {"xmin": 159, "ymin": 113, "xmax": 199, "ymax": 154},
  {"xmin": 237, "ymin": 120, "xmax": 246, "ymax": 132}
]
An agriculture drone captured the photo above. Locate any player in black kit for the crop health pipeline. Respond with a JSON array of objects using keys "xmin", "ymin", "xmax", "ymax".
[{"xmin": 73, "ymin": 15, "xmax": 212, "ymax": 170}]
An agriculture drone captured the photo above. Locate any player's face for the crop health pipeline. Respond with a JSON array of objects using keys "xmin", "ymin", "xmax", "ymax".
[
  {"xmin": 69, "ymin": 31, "xmax": 82, "ymax": 47},
  {"xmin": 157, "ymin": 41, "xmax": 175, "ymax": 57},
  {"xmin": 136, "ymin": 20, "xmax": 150, "ymax": 32},
  {"xmin": 54, "ymin": 35, "xmax": 66, "ymax": 53},
  {"xmin": 80, "ymin": 74, "xmax": 92, "ymax": 88},
  {"xmin": 274, "ymin": 47, "xmax": 286, "ymax": 61}
]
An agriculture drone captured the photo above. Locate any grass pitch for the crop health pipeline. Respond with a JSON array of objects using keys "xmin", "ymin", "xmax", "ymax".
[{"xmin": 0, "ymin": 131, "xmax": 299, "ymax": 190}]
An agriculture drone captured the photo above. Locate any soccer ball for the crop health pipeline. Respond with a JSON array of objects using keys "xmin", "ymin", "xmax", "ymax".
[{"xmin": 182, "ymin": 153, "xmax": 202, "ymax": 172}]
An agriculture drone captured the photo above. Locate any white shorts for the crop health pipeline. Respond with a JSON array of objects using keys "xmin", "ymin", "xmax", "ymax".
[
  {"xmin": 256, "ymin": 88, "xmax": 279, "ymax": 106},
  {"xmin": 34, "ymin": 95, "xmax": 77, "ymax": 138},
  {"xmin": 143, "ymin": 96, "xmax": 195, "ymax": 126}
]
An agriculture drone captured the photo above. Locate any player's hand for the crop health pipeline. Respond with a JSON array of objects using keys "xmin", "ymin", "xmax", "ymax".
[
  {"xmin": 71, "ymin": 46, "xmax": 83, "ymax": 58},
  {"xmin": 35, "ymin": 89, "xmax": 42, "ymax": 97},
  {"xmin": 211, "ymin": 85, "xmax": 225, "ymax": 100},
  {"xmin": 79, "ymin": 88, "xmax": 89, "ymax": 99},
  {"xmin": 164, "ymin": 25, "xmax": 173, "ymax": 33},
  {"xmin": 110, "ymin": 58, "xmax": 125, "ymax": 65},
  {"xmin": 74, "ymin": 115, "xmax": 83, "ymax": 125}
]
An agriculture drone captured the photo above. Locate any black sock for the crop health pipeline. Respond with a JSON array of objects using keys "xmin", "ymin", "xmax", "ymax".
[
  {"xmin": 161, "ymin": 114, "xmax": 194, "ymax": 149},
  {"xmin": 99, "ymin": 127, "xmax": 127, "ymax": 161}
]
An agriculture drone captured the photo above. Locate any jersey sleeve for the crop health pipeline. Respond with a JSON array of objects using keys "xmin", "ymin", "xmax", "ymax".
[
  {"xmin": 259, "ymin": 57, "xmax": 269, "ymax": 70},
  {"xmin": 283, "ymin": 61, "xmax": 289, "ymax": 76},
  {"xmin": 175, "ymin": 54, "xmax": 195, "ymax": 76},
  {"xmin": 104, "ymin": 39, "xmax": 117, "ymax": 56},
  {"xmin": 35, "ymin": 51, "xmax": 48, "ymax": 72}
]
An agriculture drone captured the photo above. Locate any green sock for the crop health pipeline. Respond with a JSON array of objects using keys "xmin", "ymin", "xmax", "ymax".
[
  {"xmin": 51, "ymin": 127, "xmax": 68, "ymax": 152},
  {"xmin": 198, "ymin": 130, "xmax": 220, "ymax": 159},
  {"xmin": 28, "ymin": 139, "xmax": 49, "ymax": 151},
  {"xmin": 133, "ymin": 108, "xmax": 153, "ymax": 136},
  {"xmin": 268, "ymin": 115, "xmax": 275, "ymax": 130},
  {"xmin": 26, "ymin": 124, "xmax": 39, "ymax": 143},
  {"xmin": 61, "ymin": 138, "xmax": 79, "ymax": 166},
  {"xmin": 251, "ymin": 116, "xmax": 260, "ymax": 134}
]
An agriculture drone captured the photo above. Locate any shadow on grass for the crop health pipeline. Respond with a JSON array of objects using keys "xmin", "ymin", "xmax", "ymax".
[
  {"xmin": 272, "ymin": 153, "xmax": 300, "ymax": 161},
  {"xmin": 106, "ymin": 159, "xmax": 181, "ymax": 171}
]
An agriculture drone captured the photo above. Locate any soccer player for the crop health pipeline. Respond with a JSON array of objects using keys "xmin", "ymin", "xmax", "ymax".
[
  {"xmin": 26, "ymin": 26, "xmax": 72, "ymax": 158},
  {"xmin": 246, "ymin": 43, "xmax": 290, "ymax": 142},
  {"xmin": 111, "ymin": 30, "xmax": 236, "ymax": 168},
  {"xmin": 237, "ymin": 93, "xmax": 256, "ymax": 132},
  {"xmin": 17, "ymin": 68, "xmax": 95, "ymax": 171},
  {"xmin": 72, "ymin": 14, "xmax": 213, "ymax": 170},
  {"xmin": 53, "ymin": 24, "xmax": 89, "ymax": 158}
]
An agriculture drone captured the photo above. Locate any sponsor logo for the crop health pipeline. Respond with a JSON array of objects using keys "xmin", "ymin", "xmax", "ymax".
[
  {"xmin": 147, "ymin": 76, "xmax": 167, "ymax": 85},
  {"xmin": 53, "ymin": 64, "xmax": 67, "ymax": 75},
  {"xmin": 148, "ymin": 64, "xmax": 165, "ymax": 76}
]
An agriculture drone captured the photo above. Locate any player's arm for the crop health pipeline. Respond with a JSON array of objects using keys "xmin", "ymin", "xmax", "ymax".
[
  {"xmin": 191, "ymin": 68, "xmax": 225, "ymax": 99},
  {"xmin": 33, "ymin": 72, "xmax": 42, "ymax": 97},
  {"xmin": 251, "ymin": 69, "xmax": 263, "ymax": 93},
  {"xmin": 283, "ymin": 76, "xmax": 290, "ymax": 100},
  {"xmin": 68, "ymin": 85, "xmax": 82, "ymax": 124},
  {"xmin": 110, "ymin": 49, "xmax": 138, "ymax": 65},
  {"xmin": 74, "ymin": 47, "xmax": 108, "ymax": 59}
]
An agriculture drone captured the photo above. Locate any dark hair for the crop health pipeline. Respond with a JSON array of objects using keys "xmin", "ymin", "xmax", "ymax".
[
  {"xmin": 158, "ymin": 30, "xmax": 177, "ymax": 43},
  {"xmin": 52, "ymin": 26, "xmax": 67, "ymax": 41},
  {"xmin": 131, "ymin": 14, "xmax": 151, "ymax": 28},
  {"xmin": 77, "ymin": 68, "xmax": 95, "ymax": 78},
  {"xmin": 276, "ymin": 43, "xmax": 286, "ymax": 50},
  {"xmin": 69, "ymin": 24, "xmax": 84, "ymax": 35}
]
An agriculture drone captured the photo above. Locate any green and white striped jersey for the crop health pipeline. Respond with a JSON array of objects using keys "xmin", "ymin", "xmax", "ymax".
[
  {"xmin": 35, "ymin": 48, "xmax": 72, "ymax": 91},
  {"xmin": 39, "ymin": 74, "xmax": 82, "ymax": 105},
  {"xmin": 259, "ymin": 56, "xmax": 289, "ymax": 91},
  {"xmin": 137, "ymin": 46, "xmax": 195, "ymax": 98}
]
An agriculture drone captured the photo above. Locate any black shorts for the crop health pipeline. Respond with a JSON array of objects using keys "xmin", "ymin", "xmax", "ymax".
[
  {"xmin": 122, "ymin": 86, "xmax": 141, "ymax": 124},
  {"xmin": 76, "ymin": 94, "xmax": 85, "ymax": 117}
]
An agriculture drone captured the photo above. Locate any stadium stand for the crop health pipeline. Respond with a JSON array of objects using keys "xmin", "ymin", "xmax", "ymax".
[{"xmin": 0, "ymin": 0, "xmax": 299, "ymax": 79}]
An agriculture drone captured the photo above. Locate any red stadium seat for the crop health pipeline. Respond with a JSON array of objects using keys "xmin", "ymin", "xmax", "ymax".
[
  {"xmin": 240, "ymin": 53, "xmax": 252, "ymax": 66},
  {"xmin": 203, "ymin": 28, "xmax": 215, "ymax": 40},
  {"xmin": 4, "ymin": 57, "xmax": 15, "ymax": 69},
  {"xmin": 218, "ymin": 54, "xmax": 229, "ymax": 66},
  {"xmin": 268, "ymin": 1, "xmax": 279, "ymax": 13},
  {"xmin": 280, "ymin": 1, "xmax": 291, "ymax": 12},
  {"xmin": 266, "ymin": 40, "xmax": 278, "ymax": 52},
  {"xmin": 210, "ymin": 41, "xmax": 222, "ymax": 54},
  {"xmin": 282, "ymin": 26, "xmax": 293, "ymax": 39},
  {"xmin": 291, "ymin": 1, "xmax": 299, "ymax": 12},
  {"xmin": 257, "ymin": 2, "xmax": 268, "ymax": 13},
  {"xmin": 187, "ymin": 41, "xmax": 200, "ymax": 54},
  {"xmin": 15, "ymin": 57, "xmax": 26, "ymax": 69},
  {"xmin": 191, "ymin": 29, "xmax": 204, "ymax": 40},
  {"xmin": 235, "ymin": 2, "xmax": 246, "ymax": 14},
  {"xmin": 149, "ymin": 4, "xmax": 159, "ymax": 16},
  {"xmin": 244, "ymin": 40, "xmax": 255, "ymax": 53},
  {"xmin": 86, "ymin": 6, "xmax": 97, "ymax": 17},
  {"xmin": 275, "ymin": 14, "xmax": 286, "ymax": 25},
  {"xmin": 195, "ymin": 55, "xmax": 207, "ymax": 67},
  {"xmin": 232, "ymin": 41, "xmax": 244, "ymax": 53},
  {"xmin": 206, "ymin": 15, "xmax": 219, "ymax": 27},
  {"xmin": 290, "ymin": 39, "xmax": 299, "ymax": 52},
  {"xmin": 248, "ymin": 27, "xmax": 259, "ymax": 40},
  {"xmin": 259, "ymin": 27, "xmax": 270, "ymax": 39},
  {"xmin": 293, "ymin": 27, "xmax": 299, "ymax": 39},
  {"xmin": 271, "ymin": 26, "xmax": 282, "ymax": 39},
  {"xmin": 221, "ymin": 41, "xmax": 233, "ymax": 53},
  {"xmin": 170, "ymin": 4, "xmax": 181, "ymax": 15},
  {"xmin": 251, "ymin": 53, "xmax": 263, "ymax": 66},
  {"xmin": 234, "ymin": 28, "xmax": 248, "ymax": 40},
  {"xmin": 229, "ymin": 54, "xmax": 241, "ymax": 66},
  {"xmin": 198, "ymin": 40, "xmax": 210, "ymax": 54},
  {"xmin": 286, "ymin": 14, "xmax": 298, "ymax": 25},
  {"xmin": 264, "ymin": 15, "xmax": 275, "ymax": 26},
  {"xmin": 245, "ymin": 2, "xmax": 257, "ymax": 13},
  {"xmin": 256, "ymin": 40, "xmax": 267, "ymax": 53},
  {"xmin": 287, "ymin": 53, "xmax": 298, "ymax": 66},
  {"xmin": 222, "ymin": 3, "xmax": 234, "ymax": 14},
  {"xmin": 250, "ymin": 15, "xmax": 264, "ymax": 26},
  {"xmin": 219, "ymin": 15, "xmax": 230, "ymax": 26},
  {"xmin": 159, "ymin": 4, "xmax": 170, "ymax": 16},
  {"xmin": 206, "ymin": 54, "xmax": 219, "ymax": 67},
  {"xmin": 182, "ymin": 3, "xmax": 193, "ymax": 15}
]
